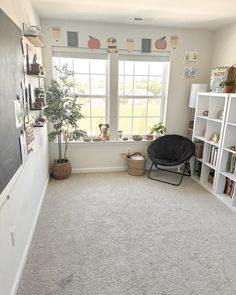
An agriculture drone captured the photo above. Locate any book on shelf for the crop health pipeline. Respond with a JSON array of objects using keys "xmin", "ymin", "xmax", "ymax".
[
  {"xmin": 226, "ymin": 153, "xmax": 236, "ymax": 174},
  {"xmin": 194, "ymin": 160, "xmax": 202, "ymax": 177},
  {"xmin": 195, "ymin": 141, "xmax": 204, "ymax": 159},
  {"xmin": 224, "ymin": 177, "xmax": 235, "ymax": 198},
  {"xmin": 208, "ymin": 146, "xmax": 218, "ymax": 166}
]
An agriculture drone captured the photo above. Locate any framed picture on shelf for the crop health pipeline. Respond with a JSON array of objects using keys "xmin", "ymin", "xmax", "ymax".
[{"xmin": 210, "ymin": 66, "xmax": 229, "ymax": 92}]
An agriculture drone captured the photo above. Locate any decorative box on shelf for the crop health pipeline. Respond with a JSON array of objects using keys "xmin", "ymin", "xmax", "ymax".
[
  {"xmin": 27, "ymin": 63, "xmax": 45, "ymax": 76},
  {"xmin": 22, "ymin": 23, "xmax": 44, "ymax": 48}
]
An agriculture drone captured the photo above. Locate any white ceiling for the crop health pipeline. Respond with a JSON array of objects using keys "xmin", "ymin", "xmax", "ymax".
[{"xmin": 32, "ymin": 0, "xmax": 236, "ymax": 30}]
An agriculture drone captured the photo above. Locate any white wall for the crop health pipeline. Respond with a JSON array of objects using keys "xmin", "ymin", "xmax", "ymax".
[
  {"xmin": 212, "ymin": 23, "xmax": 236, "ymax": 67},
  {"xmin": 41, "ymin": 19, "xmax": 214, "ymax": 170},
  {"xmin": 0, "ymin": 3, "xmax": 49, "ymax": 295}
]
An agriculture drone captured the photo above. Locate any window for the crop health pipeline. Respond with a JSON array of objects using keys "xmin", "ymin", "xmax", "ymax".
[
  {"xmin": 118, "ymin": 57, "xmax": 169, "ymax": 135},
  {"xmin": 52, "ymin": 51, "xmax": 169, "ymax": 139},
  {"xmin": 52, "ymin": 55, "xmax": 107, "ymax": 136}
]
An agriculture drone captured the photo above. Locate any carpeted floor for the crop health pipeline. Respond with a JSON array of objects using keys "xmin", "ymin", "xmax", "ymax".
[{"xmin": 17, "ymin": 172, "xmax": 236, "ymax": 295}]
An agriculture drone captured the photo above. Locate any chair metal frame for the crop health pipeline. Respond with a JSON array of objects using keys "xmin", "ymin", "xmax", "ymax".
[{"xmin": 148, "ymin": 161, "xmax": 191, "ymax": 186}]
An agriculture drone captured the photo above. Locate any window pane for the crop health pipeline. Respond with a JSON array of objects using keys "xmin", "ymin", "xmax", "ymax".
[
  {"xmin": 147, "ymin": 99, "xmax": 161, "ymax": 116},
  {"xmin": 134, "ymin": 61, "xmax": 149, "ymax": 75},
  {"xmin": 148, "ymin": 77, "xmax": 162, "ymax": 96},
  {"xmin": 146, "ymin": 118, "xmax": 160, "ymax": 132},
  {"xmin": 78, "ymin": 97, "xmax": 90, "ymax": 117},
  {"xmin": 119, "ymin": 61, "xmax": 124, "ymax": 75},
  {"xmin": 133, "ymin": 99, "xmax": 147, "ymax": 117},
  {"xmin": 118, "ymin": 75, "xmax": 124, "ymax": 96},
  {"xmin": 90, "ymin": 75, "xmax": 106, "ymax": 95},
  {"xmin": 74, "ymin": 58, "xmax": 89, "ymax": 73},
  {"xmin": 124, "ymin": 76, "xmax": 133, "ymax": 96},
  {"xmin": 90, "ymin": 60, "xmax": 106, "ymax": 74},
  {"xmin": 134, "ymin": 76, "xmax": 148, "ymax": 96},
  {"xmin": 79, "ymin": 118, "xmax": 91, "ymax": 134},
  {"xmin": 119, "ymin": 118, "xmax": 132, "ymax": 134},
  {"xmin": 119, "ymin": 98, "xmax": 133, "ymax": 116},
  {"xmin": 124, "ymin": 61, "xmax": 134, "ymax": 75},
  {"xmin": 60, "ymin": 58, "xmax": 73, "ymax": 71},
  {"xmin": 91, "ymin": 98, "xmax": 105, "ymax": 117},
  {"xmin": 74, "ymin": 74, "xmax": 90, "ymax": 95},
  {"xmin": 132, "ymin": 118, "xmax": 146, "ymax": 135},
  {"xmin": 149, "ymin": 62, "xmax": 163, "ymax": 75},
  {"xmin": 92, "ymin": 117, "xmax": 105, "ymax": 135}
]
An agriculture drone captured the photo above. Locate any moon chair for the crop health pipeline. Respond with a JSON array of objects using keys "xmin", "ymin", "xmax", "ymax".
[{"xmin": 147, "ymin": 134, "xmax": 195, "ymax": 186}]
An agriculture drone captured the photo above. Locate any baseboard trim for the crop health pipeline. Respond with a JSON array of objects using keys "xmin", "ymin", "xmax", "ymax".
[
  {"xmin": 72, "ymin": 166, "xmax": 127, "ymax": 173},
  {"xmin": 10, "ymin": 174, "xmax": 50, "ymax": 295}
]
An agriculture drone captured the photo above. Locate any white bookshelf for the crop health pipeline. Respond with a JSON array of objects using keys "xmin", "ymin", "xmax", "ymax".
[
  {"xmin": 215, "ymin": 94, "xmax": 236, "ymax": 207},
  {"xmin": 192, "ymin": 92, "xmax": 233, "ymax": 205}
]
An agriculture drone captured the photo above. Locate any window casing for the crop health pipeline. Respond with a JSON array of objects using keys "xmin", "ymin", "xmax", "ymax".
[
  {"xmin": 52, "ymin": 50, "xmax": 170, "ymax": 139},
  {"xmin": 118, "ymin": 57, "xmax": 169, "ymax": 135}
]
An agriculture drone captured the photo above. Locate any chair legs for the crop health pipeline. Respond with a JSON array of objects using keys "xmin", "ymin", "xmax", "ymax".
[{"xmin": 148, "ymin": 161, "xmax": 191, "ymax": 186}]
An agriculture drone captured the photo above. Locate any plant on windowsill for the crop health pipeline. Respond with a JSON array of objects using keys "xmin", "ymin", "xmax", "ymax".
[
  {"xmin": 219, "ymin": 80, "xmax": 235, "ymax": 93},
  {"xmin": 150, "ymin": 122, "xmax": 167, "ymax": 138},
  {"xmin": 44, "ymin": 64, "xmax": 86, "ymax": 179}
]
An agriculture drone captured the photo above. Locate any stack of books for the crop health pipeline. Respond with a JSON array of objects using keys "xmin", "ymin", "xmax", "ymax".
[
  {"xmin": 208, "ymin": 146, "xmax": 218, "ymax": 166},
  {"xmin": 226, "ymin": 153, "xmax": 236, "ymax": 174},
  {"xmin": 195, "ymin": 142, "xmax": 204, "ymax": 159},
  {"xmin": 224, "ymin": 178, "xmax": 235, "ymax": 198}
]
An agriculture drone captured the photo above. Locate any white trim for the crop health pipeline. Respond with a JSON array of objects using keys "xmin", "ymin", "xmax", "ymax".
[
  {"xmin": 10, "ymin": 175, "xmax": 50, "ymax": 295},
  {"xmin": 72, "ymin": 166, "xmax": 127, "ymax": 173}
]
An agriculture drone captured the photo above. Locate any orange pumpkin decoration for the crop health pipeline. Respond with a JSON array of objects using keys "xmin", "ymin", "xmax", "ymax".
[
  {"xmin": 88, "ymin": 36, "xmax": 101, "ymax": 49},
  {"xmin": 155, "ymin": 36, "xmax": 167, "ymax": 50}
]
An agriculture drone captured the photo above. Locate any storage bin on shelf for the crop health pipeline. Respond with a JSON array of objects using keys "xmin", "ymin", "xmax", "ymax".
[{"xmin": 121, "ymin": 152, "xmax": 146, "ymax": 176}]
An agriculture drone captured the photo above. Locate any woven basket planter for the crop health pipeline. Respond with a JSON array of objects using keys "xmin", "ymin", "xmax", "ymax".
[
  {"xmin": 51, "ymin": 160, "xmax": 72, "ymax": 179},
  {"xmin": 121, "ymin": 153, "xmax": 146, "ymax": 176}
]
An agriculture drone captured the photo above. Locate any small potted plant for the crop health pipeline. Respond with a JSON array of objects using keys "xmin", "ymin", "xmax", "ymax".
[
  {"xmin": 219, "ymin": 80, "xmax": 235, "ymax": 93},
  {"xmin": 44, "ymin": 64, "xmax": 86, "ymax": 179},
  {"xmin": 150, "ymin": 122, "xmax": 167, "ymax": 138}
]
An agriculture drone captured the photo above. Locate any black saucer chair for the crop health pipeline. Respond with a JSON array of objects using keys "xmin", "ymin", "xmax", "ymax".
[{"xmin": 147, "ymin": 134, "xmax": 195, "ymax": 186}]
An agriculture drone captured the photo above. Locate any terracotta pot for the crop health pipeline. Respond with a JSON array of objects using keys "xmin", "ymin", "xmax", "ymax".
[
  {"xmin": 51, "ymin": 160, "xmax": 72, "ymax": 179},
  {"xmin": 224, "ymin": 85, "xmax": 233, "ymax": 93}
]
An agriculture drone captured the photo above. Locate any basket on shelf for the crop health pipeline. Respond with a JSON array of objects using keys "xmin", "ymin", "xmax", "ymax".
[{"xmin": 121, "ymin": 152, "xmax": 146, "ymax": 176}]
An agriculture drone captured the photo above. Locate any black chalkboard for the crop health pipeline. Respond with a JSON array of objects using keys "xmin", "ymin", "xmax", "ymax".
[{"xmin": 0, "ymin": 9, "xmax": 23, "ymax": 194}]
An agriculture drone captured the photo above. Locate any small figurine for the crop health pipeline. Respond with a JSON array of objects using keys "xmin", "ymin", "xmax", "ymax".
[
  {"xmin": 219, "ymin": 110, "xmax": 224, "ymax": 120},
  {"xmin": 99, "ymin": 124, "xmax": 109, "ymax": 141},
  {"xmin": 210, "ymin": 134, "xmax": 219, "ymax": 143},
  {"xmin": 203, "ymin": 110, "xmax": 209, "ymax": 116}
]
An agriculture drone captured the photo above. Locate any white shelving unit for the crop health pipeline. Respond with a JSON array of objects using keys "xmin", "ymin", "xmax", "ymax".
[
  {"xmin": 191, "ymin": 92, "xmax": 236, "ymax": 210},
  {"xmin": 215, "ymin": 94, "xmax": 236, "ymax": 207}
]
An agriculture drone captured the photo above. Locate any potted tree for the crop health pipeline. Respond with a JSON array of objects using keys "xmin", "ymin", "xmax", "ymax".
[
  {"xmin": 44, "ymin": 65, "xmax": 86, "ymax": 179},
  {"xmin": 219, "ymin": 80, "xmax": 235, "ymax": 93},
  {"xmin": 150, "ymin": 122, "xmax": 167, "ymax": 138}
]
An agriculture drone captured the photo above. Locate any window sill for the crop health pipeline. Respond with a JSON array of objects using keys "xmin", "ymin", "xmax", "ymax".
[{"xmin": 51, "ymin": 139, "xmax": 152, "ymax": 145}]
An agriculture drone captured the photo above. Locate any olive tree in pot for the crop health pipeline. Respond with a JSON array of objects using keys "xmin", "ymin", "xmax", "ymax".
[{"xmin": 44, "ymin": 65, "xmax": 86, "ymax": 179}]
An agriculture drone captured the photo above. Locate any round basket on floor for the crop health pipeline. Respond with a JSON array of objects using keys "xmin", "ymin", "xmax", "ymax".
[{"xmin": 121, "ymin": 153, "xmax": 146, "ymax": 176}]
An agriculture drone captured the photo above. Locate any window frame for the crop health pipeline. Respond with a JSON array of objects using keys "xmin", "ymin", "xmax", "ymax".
[{"xmin": 51, "ymin": 49, "xmax": 170, "ymax": 140}]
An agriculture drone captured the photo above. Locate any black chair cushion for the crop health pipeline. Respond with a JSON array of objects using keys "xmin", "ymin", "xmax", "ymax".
[{"xmin": 147, "ymin": 134, "xmax": 195, "ymax": 166}]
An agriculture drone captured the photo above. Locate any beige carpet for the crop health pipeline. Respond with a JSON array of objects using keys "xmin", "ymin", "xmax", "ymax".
[{"xmin": 17, "ymin": 172, "xmax": 236, "ymax": 295}]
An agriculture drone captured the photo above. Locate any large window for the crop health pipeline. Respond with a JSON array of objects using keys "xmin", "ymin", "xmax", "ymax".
[
  {"xmin": 52, "ymin": 55, "xmax": 107, "ymax": 135},
  {"xmin": 52, "ymin": 52, "xmax": 169, "ymax": 138},
  {"xmin": 118, "ymin": 58, "xmax": 169, "ymax": 135}
]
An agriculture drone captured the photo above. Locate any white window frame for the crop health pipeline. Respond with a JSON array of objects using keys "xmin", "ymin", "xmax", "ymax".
[{"xmin": 51, "ymin": 49, "xmax": 170, "ymax": 140}]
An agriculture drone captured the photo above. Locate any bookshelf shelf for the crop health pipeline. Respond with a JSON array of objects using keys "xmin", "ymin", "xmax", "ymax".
[{"xmin": 191, "ymin": 92, "xmax": 236, "ymax": 210}]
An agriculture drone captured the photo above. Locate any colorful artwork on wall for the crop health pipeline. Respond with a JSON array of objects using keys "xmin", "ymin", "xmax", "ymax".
[
  {"xmin": 184, "ymin": 50, "xmax": 199, "ymax": 63},
  {"xmin": 170, "ymin": 35, "xmax": 178, "ymax": 49},
  {"xmin": 107, "ymin": 37, "xmax": 117, "ymax": 53},
  {"xmin": 88, "ymin": 36, "xmax": 101, "ymax": 49},
  {"xmin": 126, "ymin": 38, "xmax": 134, "ymax": 52},
  {"xmin": 184, "ymin": 66, "xmax": 197, "ymax": 79},
  {"xmin": 141, "ymin": 38, "xmax": 151, "ymax": 53},
  {"xmin": 52, "ymin": 26, "xmax": 61, "ymax": 42},
  {"xmin": 155, "ymin": 36, "xmax": 167, "ymax": 50}
]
